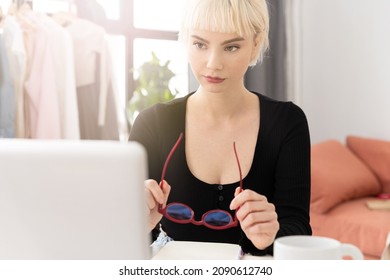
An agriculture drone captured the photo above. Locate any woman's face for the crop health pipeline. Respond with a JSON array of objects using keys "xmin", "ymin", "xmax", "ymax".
[{"xmin": 187, "ymin": 29, "xmax": 259, "ymax": 94}]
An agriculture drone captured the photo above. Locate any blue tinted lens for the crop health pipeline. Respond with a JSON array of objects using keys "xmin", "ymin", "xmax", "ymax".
[
  {"xmin": 204, "ymin": 211, "xmax": 232, "ymax": 227},
  {"xmin": 166, "ymin": 204, "xmax": 192, "ymax": 221}
]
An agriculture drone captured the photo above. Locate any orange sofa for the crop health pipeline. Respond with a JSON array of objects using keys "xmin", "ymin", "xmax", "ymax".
[{"xmin": 310, "ymin": 136, "xmax": 390, "ymax": 259}]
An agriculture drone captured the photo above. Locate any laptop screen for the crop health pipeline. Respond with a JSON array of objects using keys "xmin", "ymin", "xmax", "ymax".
[{"xmin": 0, "ymin": 139, "xmax": 150, "ymax": 260}]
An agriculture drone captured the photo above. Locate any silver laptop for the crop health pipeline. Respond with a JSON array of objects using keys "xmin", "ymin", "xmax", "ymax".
[{"xmin": 0, "ymin": 139, "xmax": 150, "ymax": 260}]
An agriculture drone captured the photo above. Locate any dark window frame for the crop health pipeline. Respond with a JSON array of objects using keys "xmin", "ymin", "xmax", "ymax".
[{"xmin": 104, "ymin": 0, "xmax": 179, "ymax": 104}]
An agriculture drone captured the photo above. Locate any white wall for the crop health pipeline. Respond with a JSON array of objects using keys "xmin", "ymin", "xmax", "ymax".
[{"xmin": 297, "ymin": 0, "xmax": 390, "ymax": 144}]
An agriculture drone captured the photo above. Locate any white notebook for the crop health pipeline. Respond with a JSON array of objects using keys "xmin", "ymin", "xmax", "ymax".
[
  {"xmin": 152, "ymin": 241, "xmax": 242, "ymax": 260},
  {"xmin": 152, "ymin": 241, "xmax": 272, "ymax": 260}
]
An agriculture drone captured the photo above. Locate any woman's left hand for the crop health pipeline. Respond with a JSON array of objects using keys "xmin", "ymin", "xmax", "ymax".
[{"xmin": 230, "ymin": 188, "xmax": 279, "ymax": 250}]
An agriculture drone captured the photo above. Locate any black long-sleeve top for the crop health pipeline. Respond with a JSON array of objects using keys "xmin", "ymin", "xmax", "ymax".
[{"xmin": 129, "ymin": 92, "xmax": 312, "ymax": 256}]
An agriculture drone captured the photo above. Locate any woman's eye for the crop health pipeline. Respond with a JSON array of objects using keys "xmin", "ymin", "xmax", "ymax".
[
  {"xmin": 225, "ymin": 45, "xmax": 239, "ymax": 52},
  {"xmin": 194, "ymin": 42, "xmax": 206, "ymax": 49}
]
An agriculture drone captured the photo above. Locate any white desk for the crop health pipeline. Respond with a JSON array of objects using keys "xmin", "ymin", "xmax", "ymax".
[{"xmin": 151, "ymin": 241, "xmax": 273, "ymax": 260}]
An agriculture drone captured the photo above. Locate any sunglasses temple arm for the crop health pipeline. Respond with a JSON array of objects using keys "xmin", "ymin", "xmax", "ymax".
[
  {"xmin": 160, "ymin": 133, "xmax": 183, "ymax": 190},
  {"xmin": 233, "ymin": 142, "xmax": 243, "ymax": 191}
]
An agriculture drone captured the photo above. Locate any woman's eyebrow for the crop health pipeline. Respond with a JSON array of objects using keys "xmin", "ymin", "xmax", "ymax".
[
  {"xmin": 191, "ymin": 35, "xmax": 209, "ymax": 43},
  {"xmin": 190, "ymin": 35, "xmax": 245, "ymax": 45},
  {"xmin": 221, "ymin": 37, "xmax": 245, "ymax": 45}
]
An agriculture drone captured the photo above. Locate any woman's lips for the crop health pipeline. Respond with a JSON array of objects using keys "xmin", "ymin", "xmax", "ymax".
[{"xmin": 204, "ymin": 76, "xmax": 225, "ymax": 84}]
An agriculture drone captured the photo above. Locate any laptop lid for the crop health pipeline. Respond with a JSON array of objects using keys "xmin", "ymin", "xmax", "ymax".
[{"xmin": 0, "ymin": 139, "xmax": 150, "ymax": 260}]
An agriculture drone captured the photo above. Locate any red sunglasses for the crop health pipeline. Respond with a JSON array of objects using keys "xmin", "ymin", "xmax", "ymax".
[{"xmin": 158, "ymin": 133, "xmax": 243, "ymax": 230}]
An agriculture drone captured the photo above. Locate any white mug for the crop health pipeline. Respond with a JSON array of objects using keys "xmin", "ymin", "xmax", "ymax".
[{"xmin": 274, "ymin": 235, "xmax": 364, "ymax": 260}]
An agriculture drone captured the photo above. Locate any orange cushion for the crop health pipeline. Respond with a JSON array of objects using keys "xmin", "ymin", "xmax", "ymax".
[
  {"xmin": 311, "ymin": 140, "xmax": 381, "ymax": 213},
  {"xmin": 346, "ymin": 136, "xmax": 390, "ymax": 194},
  {"xmin": 311, "ymin": 197, "xmax": 390, "ymax": 259}
]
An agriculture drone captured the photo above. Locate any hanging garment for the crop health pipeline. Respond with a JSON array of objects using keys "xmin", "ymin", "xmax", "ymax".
[
  {"xmin": 22, "ymin": 10, "xmax": 61, "ymax": 139},
  {"xmin": 0, "ymin": 31, "xmax": 16, "ymax": 138},
  {"xmin": 65, "ymin": 18, "xmax": 120, "ymax": 140},
  {"xmin": 37, "ymin": 13, "xmax": 80, "ymax": 139},
  {"xmin": 2, "ymin": 15, "xmax": 27, "ymax": 138}
]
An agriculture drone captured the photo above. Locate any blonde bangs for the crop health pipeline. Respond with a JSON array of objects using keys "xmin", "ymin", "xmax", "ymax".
[{"xmin": 181, "ymin": 0, "xmax": 259, "ymax": 39}]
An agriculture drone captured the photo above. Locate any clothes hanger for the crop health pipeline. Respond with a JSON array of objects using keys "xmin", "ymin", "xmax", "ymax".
[
  {"xmin": 51, "ymin": 1, "xmax": 77, "ymax": 27},
  {"xmin": 7, "ymin": 2, "xmax": 17, "ymax": 15},
  {"xmin": 13, "ymin": 0, "xmax": 37, "ymax": 31}
]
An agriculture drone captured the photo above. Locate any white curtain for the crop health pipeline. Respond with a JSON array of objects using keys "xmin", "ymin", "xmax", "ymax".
[{"xmin": 285, "ymin": 0, "xmax": 304, "ymax": 106}]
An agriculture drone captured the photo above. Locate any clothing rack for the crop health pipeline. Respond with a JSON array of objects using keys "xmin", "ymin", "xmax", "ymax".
[
  {"xmin": 0, "ymin": 9, "xmax": 123, "ymax": 140},
  {"xmin": 14, "ymin": 0, "xmax": 33, "ymax": 9}
]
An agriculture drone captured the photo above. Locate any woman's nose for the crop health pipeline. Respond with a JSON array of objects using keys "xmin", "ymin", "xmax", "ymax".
[{"xmin": 206, "ymin": 51, "xmax": 223, "ymax": 70}]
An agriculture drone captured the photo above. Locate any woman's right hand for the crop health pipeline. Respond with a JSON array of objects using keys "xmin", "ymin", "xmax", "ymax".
[{"xmin": 144, "ymin": 179, "xmax": 171, "ymax": 232}]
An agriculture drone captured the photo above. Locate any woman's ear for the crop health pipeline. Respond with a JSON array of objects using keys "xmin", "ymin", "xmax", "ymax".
[
  {"xmin": 250, "ymin": 34, "xmax": 262, "ymax": 64},
  {"xmin": 254, "ymin": 33, "xmax": 262, "ymax": 46}
]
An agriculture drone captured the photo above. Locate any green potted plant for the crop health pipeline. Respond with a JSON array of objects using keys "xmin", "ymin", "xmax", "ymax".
[{"xmin": 127, "ymin": 52, "xmax": 178, "ymax": 124}]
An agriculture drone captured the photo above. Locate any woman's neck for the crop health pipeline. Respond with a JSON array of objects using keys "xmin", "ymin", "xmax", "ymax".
[{"xmin": 190, "ymin": 86, "xmax": 253, "ymax": 121}]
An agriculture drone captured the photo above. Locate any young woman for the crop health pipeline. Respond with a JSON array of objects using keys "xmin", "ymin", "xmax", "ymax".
[{"xmin": 129, "ymin": 0, "xmax": 311, "ymax": 256}]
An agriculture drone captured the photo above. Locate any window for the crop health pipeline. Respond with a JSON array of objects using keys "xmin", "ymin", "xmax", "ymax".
[
  {"xmin": 31, "ymin": 0, "xmax": 70, "ymax": 13},
  {"xmin": 129, "ymin": 0, "xmax": 188, "ymax": 122},
  {"xmin": 133, "ymin": 0, "xmax": 183, "ymax": 32}
]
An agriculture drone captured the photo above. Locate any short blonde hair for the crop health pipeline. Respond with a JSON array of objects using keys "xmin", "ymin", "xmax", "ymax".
[{"xmin": 179, "ymin": 0, "xmax": 269, "ymax": 65}]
